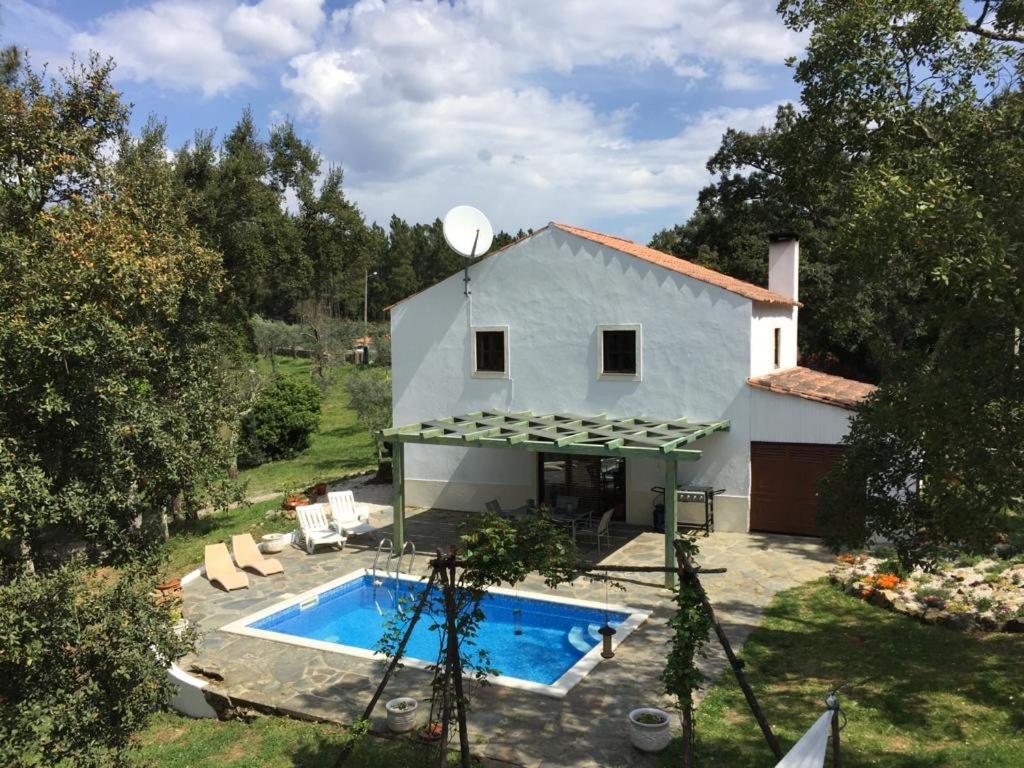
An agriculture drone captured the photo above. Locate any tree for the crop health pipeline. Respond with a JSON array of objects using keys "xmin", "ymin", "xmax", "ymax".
[
  {"xmin": 762, "ymin": 1, "xmax": 1024, "ymax": 565},
  {"xmin": 345, "ymin": 367, "xmax": 392, "ymax": 465},
  {"xmin": 0, "ymin": 51, "xmax": 231, "ymax": 761}
]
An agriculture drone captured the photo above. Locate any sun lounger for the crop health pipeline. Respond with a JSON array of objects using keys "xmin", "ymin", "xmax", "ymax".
[
  {"xmin": 231, "ymin": 533, "xmax": 283, "ymax": 576},
  {"xmin": 204, "ymin": 543, "xmax": 249, "ymax": 591},
  {"xmin": 327, "ymin": 490, "xmax": 375, "ymax": 536},
  {"xmin": 296, "ymin": 504, "xmax": 346, "ymax": 554}
]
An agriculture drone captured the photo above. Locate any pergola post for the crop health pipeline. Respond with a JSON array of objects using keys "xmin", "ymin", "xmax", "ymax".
[
  {"xmin": 664, "ymin": 458, "xmax": 677, "ymax": 588},
  {"xmin": 392, "ymin": 441, "xmax": 405, "ymax": 552}
]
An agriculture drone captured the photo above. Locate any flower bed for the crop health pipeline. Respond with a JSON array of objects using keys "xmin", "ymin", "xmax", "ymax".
[{"xmin": 830, "ymin": 551, "xmax": 1024, "ymax": 633}]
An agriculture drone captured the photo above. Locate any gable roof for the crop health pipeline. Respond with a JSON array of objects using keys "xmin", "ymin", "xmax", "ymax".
[
  {"xmin": 747, "ymin": 366, "xmax": 876, "ymax": 411},
  {"xmin": 387, "ymin": 221, "xmax": 799, "ymax": 310},
  {"xmin": 552, "ymin": 223, "xmax": 799, "ymax": 307}
]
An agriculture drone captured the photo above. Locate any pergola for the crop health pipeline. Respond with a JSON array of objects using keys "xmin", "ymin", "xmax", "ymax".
[{"xmin": 380, "ymin": 410, "xmax": 730, "ymax": 586}]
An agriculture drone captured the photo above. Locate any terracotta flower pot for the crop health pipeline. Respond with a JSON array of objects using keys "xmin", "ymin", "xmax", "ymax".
[{"xmin": 313, "ymin": 482, "xmax": 329, "ymax": 496}]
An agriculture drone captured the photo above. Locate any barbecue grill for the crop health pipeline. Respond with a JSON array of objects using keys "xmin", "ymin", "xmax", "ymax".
[{"xmin": 650, "ymin": 485, "xmax": 725, "ymax": 536}]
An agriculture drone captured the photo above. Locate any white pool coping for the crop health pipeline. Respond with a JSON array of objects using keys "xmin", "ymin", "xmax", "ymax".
[{"xmin": 220, "ymin": 568, "xmax": 649, "ymax": 699}]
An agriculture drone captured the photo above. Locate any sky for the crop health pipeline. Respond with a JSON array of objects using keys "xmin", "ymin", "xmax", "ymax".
[{"xmin": 1, "ymin": 0, "xmax": 805, "ymax": 242}]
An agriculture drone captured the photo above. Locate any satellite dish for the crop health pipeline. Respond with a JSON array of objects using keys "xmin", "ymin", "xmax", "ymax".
[{"xmin": 443, "ymin": 205, "xmax": 493, "ymax": 259}]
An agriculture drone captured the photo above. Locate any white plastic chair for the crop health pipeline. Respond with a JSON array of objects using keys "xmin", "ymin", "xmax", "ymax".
[
  {"xmin": 326, "ymin": 490, "xmax": 375, "ymax": 536},
  {"xmin": 578, "ymin": 508, "xmax": 614, "ymax": 552},
  {"xmin": 296, "ymin": 504, "xmax": 346, "ymax": 554}
]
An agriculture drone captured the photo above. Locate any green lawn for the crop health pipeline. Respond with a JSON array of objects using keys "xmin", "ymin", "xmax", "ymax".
[
  {"xmin": 135, "ymin": 712, "xmax": 473, "ymax": 768},
  {"xmin": 661, "ymin": 580, "xmax": 1024, "ymax": 767},
  {"xmin": 238, "ymin": 357, "xmax": 378, "ymax": 497},
  {"xmin": 163, "ymin": 496, "xmax": 285, "ymax": 578}
]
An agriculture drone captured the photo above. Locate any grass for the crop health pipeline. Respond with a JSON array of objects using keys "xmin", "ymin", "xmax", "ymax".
[
  {"xmin": 238, "ymin": 357, "xmax": 377, "ymax": 497},
  {"xmin": 659, "ymin": 580, "xmax": 1024, "ymax": 767},
  {"xmin": 164, "ymin": 496, "xmax": 286, "ymax": 578},
  {"xmin": 134, "ymin": 712, "xmax": 474, "ymax": 767}
]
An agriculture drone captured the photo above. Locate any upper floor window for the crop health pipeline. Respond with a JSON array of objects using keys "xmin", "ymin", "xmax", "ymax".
[
  {"xmin": 598, "ymin": 324, "xmax": 641, "ymax": 380},
  {"xmin": 472, "ymin": 326, "xmax": 509, "ymax": 378},
  {"xmin": 773, "ymin": 327, "xmax": 782, "ymax": 368}
]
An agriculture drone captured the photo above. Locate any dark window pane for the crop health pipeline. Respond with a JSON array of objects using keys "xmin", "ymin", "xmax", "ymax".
[
  {"xmin": 602, "ymin": 330, "xmax": 636, "ymax": 374},
  {"xmin": 475, "ymin": 331, "xmax": 505, "ymax": 372}
]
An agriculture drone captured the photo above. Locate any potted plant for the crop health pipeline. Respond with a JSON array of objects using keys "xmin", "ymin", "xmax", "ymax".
[
  {"xmin": 282, "ymin": 490, "xmax": 310, "ymax": 511},
  {"xmin": 385, "ymin": 697, "xmax": 419, "ymax": 733},
  {"xmin": 628, "ymin": 707, "xmax": 672, "ymax": 753},
  {"xmin": 154, "ymin": 577, "xmax": 182, "ymax": 608},
  {"xmin": 313, "ymin": 482, "xmax": 329, "ymax": 497}
]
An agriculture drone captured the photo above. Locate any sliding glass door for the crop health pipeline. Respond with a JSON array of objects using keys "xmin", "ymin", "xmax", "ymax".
[{"xmin": 538, "ymin": 454, "xmax": 625, "ymax": 521}]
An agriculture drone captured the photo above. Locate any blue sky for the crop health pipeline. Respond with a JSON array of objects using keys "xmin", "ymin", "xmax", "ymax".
[{"xmin": 2, "ymin": 0, "xmax": 804, "ymax": 242}]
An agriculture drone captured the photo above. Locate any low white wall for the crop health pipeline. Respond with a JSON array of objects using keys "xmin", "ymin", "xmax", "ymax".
[{"xmin": 167, "ymin": 663, "xmax": 217, "ymax": 719}]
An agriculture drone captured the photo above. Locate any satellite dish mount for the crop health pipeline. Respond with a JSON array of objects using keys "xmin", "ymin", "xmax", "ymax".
[{"xmin": 443, "ymin": 205, "xmax": 494, "ymax": 297}]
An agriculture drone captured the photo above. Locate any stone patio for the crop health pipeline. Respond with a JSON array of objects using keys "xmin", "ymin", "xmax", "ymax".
[{"xmin": 181, "ymin": 481, "xmax": 833, "ymax": 767}]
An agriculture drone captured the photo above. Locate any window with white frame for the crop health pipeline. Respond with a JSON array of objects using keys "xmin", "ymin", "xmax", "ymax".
[
  {"xmin": 598, "ymin": 324, "xmax": 641, "ymax": 380},
  {"xmin": 472, "ymin": 326, "xmax": 509, "ymax": 378}
]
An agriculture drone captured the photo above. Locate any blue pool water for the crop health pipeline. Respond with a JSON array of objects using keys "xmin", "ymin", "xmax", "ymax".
[{"xmin": 250, "ymin": 575, "xmax": 630, "ymax": 685}]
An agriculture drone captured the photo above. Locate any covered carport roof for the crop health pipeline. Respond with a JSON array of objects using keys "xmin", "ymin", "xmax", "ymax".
[{"xmin": 381, "ymin": 410, "xmax": 730, "ymax": 460}]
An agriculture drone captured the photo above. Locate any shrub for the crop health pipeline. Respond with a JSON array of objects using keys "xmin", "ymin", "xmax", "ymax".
[
  {"xmin": 372, "ymin": 332, "xmax": 392, "ymax": 367},
  {"xmin": 956, "ymin": 553, "xmax": 984, "ymax": 568},
  {"xmin": 975, "ymin": 596, "xmax": 993, "ymax": 613},
  {"xmin": 238, "ymin": 375, "xmax": 322, "ymax": 467},
  {"xmin": 0, "ymin": 560, "xmax": 193, "ymax": 767}
]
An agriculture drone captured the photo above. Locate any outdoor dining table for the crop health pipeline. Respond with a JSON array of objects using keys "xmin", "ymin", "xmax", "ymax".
[{"xmin": 550, "ymin": 508, "xmax": 590, "ymax": 542}]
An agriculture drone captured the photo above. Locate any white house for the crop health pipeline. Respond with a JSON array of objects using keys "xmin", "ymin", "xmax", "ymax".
[{"xmin": 387, "ymin": 222, "xmax": 874, "ymax": 540}]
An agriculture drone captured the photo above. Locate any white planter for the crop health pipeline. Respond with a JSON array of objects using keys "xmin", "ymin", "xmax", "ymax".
[
  {"xmin": 260, "ymin": 532, "xmax": 290, "ymax": 554},
  {"xmin": 385, "ymin": 697, "xmax": 419, "ymax": 733},
  {"xmin": 628, "ymin": 707, "xmax": 672, "ymax": 753}
]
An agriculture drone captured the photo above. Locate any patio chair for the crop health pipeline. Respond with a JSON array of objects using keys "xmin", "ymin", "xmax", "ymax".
[
  {"xmin": 327, "ymin": 490, "xmax": 375, "ymax": 536},
  {"xmin": 577, "ymin": 508, "xmax": 614, "ymax": 552},
  {"xmin": 485, "ymin": 499, "xmax": 503, "ymax": 515},
  {"xmin": 204, "ymin": 543, "xmax": 249, "ymax": 591},
  {"xmin": 231, "ymin": 533, "xmax": 284, "ymax": 576},
  {"xmin": 296, "ymin": 504, "xmax": 346, "ymax": 554}
]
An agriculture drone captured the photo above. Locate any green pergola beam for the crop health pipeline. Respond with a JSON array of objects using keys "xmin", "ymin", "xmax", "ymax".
[{"xmin": 379, "ymin": 410, "xmax": 729, "ymax": 462}]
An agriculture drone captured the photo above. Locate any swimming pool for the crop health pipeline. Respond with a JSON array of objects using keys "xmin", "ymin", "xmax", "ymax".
[{"xmin": 221, "ymin": 569, "xmax": 648, "ymax": 697}]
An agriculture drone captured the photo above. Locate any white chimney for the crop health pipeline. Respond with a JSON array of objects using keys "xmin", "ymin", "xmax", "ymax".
[{"xmin": 768, "ymin": 234, "xmax": 799, "ymax": 302}]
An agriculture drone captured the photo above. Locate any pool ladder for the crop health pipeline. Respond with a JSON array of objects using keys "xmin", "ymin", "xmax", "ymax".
[{"xmin": 372, "ymin": 537, "xmax": 416, "ymax": 588}]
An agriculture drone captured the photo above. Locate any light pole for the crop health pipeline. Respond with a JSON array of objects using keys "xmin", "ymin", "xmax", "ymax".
[{"xmin": 364, "ymin": 269, "xmax": 378, "ymax": 323}]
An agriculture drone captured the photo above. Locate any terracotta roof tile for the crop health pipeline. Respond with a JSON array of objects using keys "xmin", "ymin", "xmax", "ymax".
[
  {"xmin": 552, "ymin": 222, "xmax": 799, "ymax": 307},
  {"xmin": 748, "ymin": 366, "xmax": 876, "ymax": 411}
]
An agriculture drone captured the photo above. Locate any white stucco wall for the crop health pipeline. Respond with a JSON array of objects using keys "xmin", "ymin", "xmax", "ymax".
[
  {"xmin": 750, "ymin": 303, "xmax": 798, "ymax": 377},
  {"xmin": 391, "ymin": 227, "xmax": 755, "ymax": 529},
  {"xmin": 749, "ymin": 387, "xmax": 853, "ymax": 444}
]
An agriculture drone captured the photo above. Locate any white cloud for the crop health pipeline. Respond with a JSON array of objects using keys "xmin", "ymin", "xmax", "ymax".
[
  {"xmin": 282, "ymin": 0, "xmax": 794, "ymax": 236},
  {"xmin": 71, "ymin": 1, "xmax": 253, "ymax": 96},
  {"xmin": 225, "ymin": 0, "xmax": 325, "ymax": 58},
  {"xmin": 69, "ymin": 0, "xmax": 326, "ymax": 96}
]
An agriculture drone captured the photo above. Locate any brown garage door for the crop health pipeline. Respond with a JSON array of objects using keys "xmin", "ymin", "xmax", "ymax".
[{"xmin": 750, "ymin": 442, "xmax": 844, "ymax": 536}]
